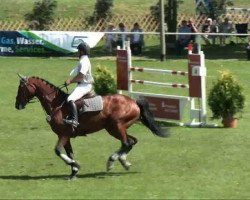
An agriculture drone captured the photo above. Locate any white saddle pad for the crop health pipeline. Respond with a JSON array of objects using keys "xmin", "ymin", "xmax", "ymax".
[{"xmin": 79, "ymin": 96, "xmax": 103, "ymax": 114}]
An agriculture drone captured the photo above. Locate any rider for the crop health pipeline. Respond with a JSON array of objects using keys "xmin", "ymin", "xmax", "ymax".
[{"xmin": 64, "ymin": 42, "xmax": 94, "ymax": 127}]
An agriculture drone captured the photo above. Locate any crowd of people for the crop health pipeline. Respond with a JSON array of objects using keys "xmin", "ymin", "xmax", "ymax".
[
  {"xmin": 176, "ymin": 17, "xmax": 235, "ymax": 54},
  {"xmin": 104, "ymin": 17, "xmax": 237, "ymax": 56},
  {"xmin": 176, "ymin": 19, "xmax": 198, "ymax": 55},
  {"xmin": 201, "ymin": 17, "xmax": 234, "ymax": 46},
  {"xmin": 104, "ymin": 22, "xmax": 144, "ymax": 56}
]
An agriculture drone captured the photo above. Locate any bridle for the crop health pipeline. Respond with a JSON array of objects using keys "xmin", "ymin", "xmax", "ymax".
[
  {"xmin": 18, "ymin": 73, "xmax": 68, "ymax": 104},
  {"xmin": 17, "ymin": 74, "xmax": 68, "ymax": 119},
  {"xmin": 18, "ymin": 75, "xmax": 38, "ymax": 104}
]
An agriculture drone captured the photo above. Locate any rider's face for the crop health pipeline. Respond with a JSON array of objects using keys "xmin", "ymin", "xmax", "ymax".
[{"xmin": 78, "ymin": 49, "xmax": 83, "ymax": 58}]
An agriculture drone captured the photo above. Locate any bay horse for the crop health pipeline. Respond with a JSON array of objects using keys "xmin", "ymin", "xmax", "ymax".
[{"xmin": 15, "ymin": 74, "xmax": 169, "ymax": 179}]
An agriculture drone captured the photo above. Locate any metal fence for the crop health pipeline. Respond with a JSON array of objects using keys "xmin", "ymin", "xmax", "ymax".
[{"xmin": 0, "ymin": 13, "xmax": 249, "ymax": 32}]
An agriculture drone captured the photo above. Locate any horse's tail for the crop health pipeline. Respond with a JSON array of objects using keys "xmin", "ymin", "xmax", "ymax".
[{"xmin": 136, "ymin": 98, "xmax": 170, "ymax": 138}]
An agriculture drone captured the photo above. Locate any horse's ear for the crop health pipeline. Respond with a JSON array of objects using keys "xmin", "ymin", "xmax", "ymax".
[{"xmin": 17, "ymin": 73, "xmax": 28, "ymax": 83}]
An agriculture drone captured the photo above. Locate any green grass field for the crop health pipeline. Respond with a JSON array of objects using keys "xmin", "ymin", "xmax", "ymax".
[
  {"xmin": 1, "ymin": 1, "xmax": 250, "ymax": 199},
  {"xmin": 0, "ymin": 54, "xmax": 250, "ymax": 199}
]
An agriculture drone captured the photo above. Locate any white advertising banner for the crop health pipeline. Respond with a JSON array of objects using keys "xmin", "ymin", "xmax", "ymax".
[
  {"xmin": 0, "ymin": 31, "xmax": 104, "ymax": 56},
  {"xmin": 32, "ymin": 31, "xmax": 104, "ymax": 50}
]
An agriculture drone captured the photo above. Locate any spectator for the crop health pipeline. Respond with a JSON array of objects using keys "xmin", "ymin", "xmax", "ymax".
[
  {"xmin": 187, "ymin": 18, "xmax": 198, "ymax": 42},
  {"xmin": 116, "ymin": 22, "xmax": 128, "ymax": 49},
  {"xmin": 211, "ymin": 19, "xmax": 219, "ymax": 44},
  {"xmin": 201, "ymin": 18, "xmax": 213, "ymax": 44},
  {"xmin": 176, "ymin": 20, "xmax": 192, "ymax": 55},
  {"xmin": 104, "ymin": 23, "xmax": 116, "ymax": 54},
  {"xmin": 219, "ymin": 17, "xmax": 234, "ymax": 46},
  {"xmin": 247, "ymin": 41, "xmax": 250, "ymax": 60},
  {"xmin": 130, "ymin": 22, "xmax": 144, "ymax": 55}
]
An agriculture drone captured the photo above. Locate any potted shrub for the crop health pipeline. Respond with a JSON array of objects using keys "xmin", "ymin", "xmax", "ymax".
[
  {"xmin": 208, "ymin": 70, "xmax": 245, "ymax": 128},
  {"xmin": 93, "ymin": 65, "xmax": 117, "ymax": 95}
]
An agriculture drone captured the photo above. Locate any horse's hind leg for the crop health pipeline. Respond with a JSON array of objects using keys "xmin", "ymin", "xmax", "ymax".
[
  {"xmin": 118, "ymin": 135, "xmax": 138, "ymax": 170},
  {"xmin": 106, "ymin": 125, "xmax": 138, "ymax": 171},
  {"xmin": 107, "ymin": 143, "xmax": 131, "ymax": 171}
]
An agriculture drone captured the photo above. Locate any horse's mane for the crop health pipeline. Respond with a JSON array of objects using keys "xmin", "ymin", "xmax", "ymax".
[{"xmin": 30, "ymin": 76, "xmax": 68, "ymax": 97}]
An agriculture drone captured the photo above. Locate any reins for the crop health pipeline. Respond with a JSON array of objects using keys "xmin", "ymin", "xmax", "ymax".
[
  {"xmin": 21, "ymin": 79, "xmax": 69, "ymax": 119},
  {"xmin": 28, "ymin": 82, "xmax": 69, "ymax": 104},
  {"xmin": 44, "ymin": 83, "xmax": 69, "ymax": 100},
  {"xmin": 42, "ymin": 83, "xmax": 68, "ymax": 121},
  {"xmin": 45, "ymin": 83, "xmax": 68, "ymax": 122}
]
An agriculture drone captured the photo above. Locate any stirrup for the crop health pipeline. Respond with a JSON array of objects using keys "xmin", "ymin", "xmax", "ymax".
[{"xmin": 63, "ymin": 118, "xmax": 79, "ymax": 127}]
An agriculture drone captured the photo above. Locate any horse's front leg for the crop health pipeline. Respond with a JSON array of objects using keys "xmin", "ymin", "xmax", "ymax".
[
  {"xmin": 64, "ymin": 140, "xmax": 80, "ymax": 179},
  {"xmin": 54, "ymin": 136, "xmax": 80, "ymax": 179}
]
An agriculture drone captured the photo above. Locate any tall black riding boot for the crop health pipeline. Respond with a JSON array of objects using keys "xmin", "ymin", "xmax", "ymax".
[{"xmin": 64, "ymin": 100, "xmax": 79, "ymax": 127}]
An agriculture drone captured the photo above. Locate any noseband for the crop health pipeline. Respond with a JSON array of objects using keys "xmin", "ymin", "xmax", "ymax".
[{"xmin": 18, "ymin": 77, "xmax": 37, "ymax": 104}]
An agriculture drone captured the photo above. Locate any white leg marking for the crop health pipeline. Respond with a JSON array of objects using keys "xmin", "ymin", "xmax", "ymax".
[
  {"xmin": 106, "ymin": 152, "xmax": 119, "ymax": 172},
  {"xmin": 119, "ymin": 153, "xmax": 132, "ymax": 170},
  {"xmin": 60, "ymin": 153, "xmax": 74, "ymax": 164},
  {"xmin": 110, "ymin": 152, "xmax": 119, "ymax": 161},
  {"xmin": 72, "ymin": 166, "xmax": 79, "ymax": 172}
]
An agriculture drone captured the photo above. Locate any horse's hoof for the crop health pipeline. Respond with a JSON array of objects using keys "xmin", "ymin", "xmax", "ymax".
[
  {"xmin": 68, "ymin": 175, "xmax": 77, "ymax": 180},
  {"xmin": 106, "ymin": 160, "xmax": 114, "ymax": 172},
  {"xmin": 69, "ymin": 163, "xmax": 80, "ymax": 179},
  {"xmin": 124, "ymin": 162, "xmax": 132, "ymax": 170},
  {"xmin": 118, "ymin": 158, "xmax": 132, "ymax": 171}
]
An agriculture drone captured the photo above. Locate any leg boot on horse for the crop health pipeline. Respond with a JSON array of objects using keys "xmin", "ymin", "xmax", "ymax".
[
  {"xmin": 107, "ymin": 135, "xmax": 138, "ymax": 171},
  {"xmin": 55, "ymin": 136, "xmax": 80, "ymax": 180},
  {"xmin": 64, "ymin": 140, "xmax": 81, "ymax": 179},
  {"xmin": 118, "ymin": 135, "xmax": 138, "ymax": 170}
]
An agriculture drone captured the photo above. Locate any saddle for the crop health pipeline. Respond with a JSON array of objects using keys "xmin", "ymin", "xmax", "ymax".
[{"xmin": 75, "ymin": 90, "xmax": 103, "ymax": 114}]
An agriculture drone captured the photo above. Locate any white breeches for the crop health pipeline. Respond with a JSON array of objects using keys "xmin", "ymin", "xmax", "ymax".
[{"xmin": 67, "ymin": 83, "xmax": 92, "ymax": 102}]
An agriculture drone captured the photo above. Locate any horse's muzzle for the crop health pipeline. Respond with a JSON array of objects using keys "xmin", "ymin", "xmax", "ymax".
[{"xmin": 15, "ymin": 102, "xmax": 25, "ymax": 110}]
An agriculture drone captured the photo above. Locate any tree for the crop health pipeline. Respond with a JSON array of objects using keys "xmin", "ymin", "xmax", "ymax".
[
  {"xmin": 150, "ymin": 0, "xmax": 183, "ymax": 53},
  {"xmin": 196, "ymin": 0, "xmax": 234, "ymax": 19},
  {"xmin": 88, "ymin": 0, "xmax": 113, "ymax": 25},
  {"xmin": 209, "ymin": 0, "xmax": 233, "ymax": 19},
  {"xmin": 165, "ymin": 0, "xmax": 178, "ymax": 48},
  {"xmin": 24, "ymin": 0, "xmax": 57, "ymax": 30}
]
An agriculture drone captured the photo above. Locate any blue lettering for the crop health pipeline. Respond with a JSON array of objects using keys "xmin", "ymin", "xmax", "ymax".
[{"xmin": 0, "ymin": 37, "xmax": 15, "ymax": 45}]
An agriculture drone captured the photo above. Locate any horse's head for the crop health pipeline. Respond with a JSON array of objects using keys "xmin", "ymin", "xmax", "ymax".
[{"xmin": 15, "ymin": 74, "xmax": 36, "ymax": 110}]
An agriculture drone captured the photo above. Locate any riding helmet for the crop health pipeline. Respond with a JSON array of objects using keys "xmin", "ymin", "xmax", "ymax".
[{"xmin": 77, "ymin": 42, "xmax": 90, "ymax": 55}]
